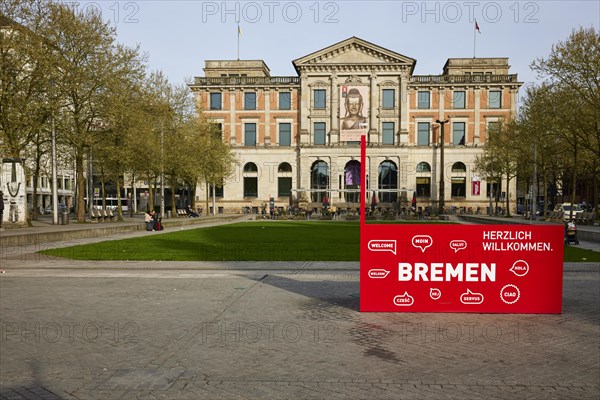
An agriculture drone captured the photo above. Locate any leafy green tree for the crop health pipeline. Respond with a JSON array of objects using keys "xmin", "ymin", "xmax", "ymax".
[
  {"xmin": 0, "ymin": 0, "xmax": 54, "ymax": 159},
  {"xmin": 475, "ymin": 120, "xmax": 521, "ymax": 216},
  {"xmin": 531, "ymin": 26, "xmax": 600, "ymax": 212},
  {"xmin": 41, "ymin": 3, "xmax": 144, "ymax": 222}
]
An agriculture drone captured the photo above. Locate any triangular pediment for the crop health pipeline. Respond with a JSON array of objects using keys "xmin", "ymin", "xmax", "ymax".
[{"xmin": 293, "ymin": 37, "xmax": 416, "ymax": 73}]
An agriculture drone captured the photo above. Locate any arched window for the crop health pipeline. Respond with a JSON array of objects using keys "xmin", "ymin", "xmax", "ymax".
[
  {"xmin": 278, "ymin": 162, "xmax": 292, "ymax": 173},
  {"xmin": 243, "ymin": 162, "xmax": 258, "ymax": 197},
  {"xmin": 244, "ymin": 162, "xmax": 258, "ymax": 172},
  {"xmin": 344, "ymin": 160, "xmax": 361, "ymax": 202},
  {"xmin": 278, "ymin": 162, "xmax": 292, "ymax": 197},
  {"xmin": 416, "ymin": 162, "xmax": 431, "ymax": 172},
  {"xmin": 452, "ymin": 162, "xmax": 466, "ymax": 172},
  {"xmin": 310, "ymin": 161, "xmax": 329, "ymax": 202},
  {"xmin": 451, "ymin": 162, "xmax": 467, "ymax": 197},
  {"xmin": 378, "ymin": 161, "xmax": 398, "ymax": 203}
]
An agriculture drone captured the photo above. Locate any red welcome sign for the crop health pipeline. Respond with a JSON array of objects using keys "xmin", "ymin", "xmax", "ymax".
[{"xmin": 359, "ymin": 138, "xmax": 564, "ymax": 313}]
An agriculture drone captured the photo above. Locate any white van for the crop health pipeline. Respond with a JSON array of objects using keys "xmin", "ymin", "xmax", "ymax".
[{"xmin": 554, "ymin": 203, "xmax": 583, "ymax": 221}]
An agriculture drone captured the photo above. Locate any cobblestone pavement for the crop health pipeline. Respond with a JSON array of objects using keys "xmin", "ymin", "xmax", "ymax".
[{"xmin": 0, "ymin": 259, "xmax": 598, "ymax": 399}]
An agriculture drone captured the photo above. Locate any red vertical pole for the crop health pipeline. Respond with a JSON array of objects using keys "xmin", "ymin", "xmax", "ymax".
[{"xmin": 360, "ymin": 135, "xmax": 366, "ymax": 227}]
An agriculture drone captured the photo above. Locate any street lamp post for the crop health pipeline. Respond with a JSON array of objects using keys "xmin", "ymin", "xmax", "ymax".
[
  {"xmin": 436, "ymin": 118, "xmax": 449, "ymax": 214},
  {"xmin": 160, "ymin": 125, "xmax": 165, "ymax": 219},
  {"xmin": 51, "ymin": 115, "xmax": 58, "ymax": 225}
]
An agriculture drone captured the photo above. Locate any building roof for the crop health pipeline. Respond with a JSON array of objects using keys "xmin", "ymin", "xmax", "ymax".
[{"xmin": 292, "ymin": 36, "xmax": 417, "ymax": 75}]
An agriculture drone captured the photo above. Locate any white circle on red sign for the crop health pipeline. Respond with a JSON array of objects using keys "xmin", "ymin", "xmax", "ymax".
[{"xmin": 500, "ymin": 284, "xmax": 520, "ymax": 305}]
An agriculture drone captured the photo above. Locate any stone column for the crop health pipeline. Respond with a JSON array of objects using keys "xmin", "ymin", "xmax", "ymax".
[
  {"xmin": 330, "ymin": 72, "xmax": 339, "ymax": 144},
  {"xmin": 399, "ymin": 71, "xmax": 409, "ymax": 145},
  {"xmin": 229, "ymin": 88, "xmax": 236, "ymax": 145},
  {"xmin": 264, "ymin": 88, "xmax": 271, "ymax": 146},
  {"xmin": 369, "ymin": 72, "xmax": 378, "ymax": 143},
  {"xmin": 474, "ymin": 88, "xmax": 481, "ymax": 145}
]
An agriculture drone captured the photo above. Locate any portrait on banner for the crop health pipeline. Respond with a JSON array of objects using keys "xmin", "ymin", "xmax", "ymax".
[{"xmin": 340, "ymin": 86, "xmax": 369, "ymax": 141}]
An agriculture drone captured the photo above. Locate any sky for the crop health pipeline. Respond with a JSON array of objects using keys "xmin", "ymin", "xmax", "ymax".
[{"xmin": 70, "ymin": 0, "xmax": 598, "ymax": 93}]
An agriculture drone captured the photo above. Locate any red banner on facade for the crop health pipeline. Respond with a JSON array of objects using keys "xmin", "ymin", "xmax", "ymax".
[{"xmin": 359, "ymin": 137, "xmax": 564, "ymax": 314}]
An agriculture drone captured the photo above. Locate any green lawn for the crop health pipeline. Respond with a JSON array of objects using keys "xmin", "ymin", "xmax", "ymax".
[
  {"xmin": 39, "ymin": 221, "xmax": 599, "ymax": 262},
  {"xmin": 564, "ymin": 245, "xmax": 600, "ymax": 263},
  {"xmin": 41, "ymin": 221, "xmax": 361, "ymax": 261}
]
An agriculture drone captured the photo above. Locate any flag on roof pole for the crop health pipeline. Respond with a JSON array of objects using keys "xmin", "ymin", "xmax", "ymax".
[
  {"xmin": 237, "ymin": 24, "xmax": 241, "ymax": 60},
  {"xmin": 473, "ymin": 20, "xmax": 481, "ymax": 58}
]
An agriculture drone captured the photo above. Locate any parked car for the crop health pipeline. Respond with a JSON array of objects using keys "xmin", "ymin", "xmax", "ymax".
[{"xmin": 554, "ymin": 203, "xmax": 583, "ymax": 221}]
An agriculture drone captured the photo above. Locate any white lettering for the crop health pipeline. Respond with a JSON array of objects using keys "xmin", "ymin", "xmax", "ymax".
[{"xmin": 398, "ymin": 263, "xmax": 496, "ymax": 282}]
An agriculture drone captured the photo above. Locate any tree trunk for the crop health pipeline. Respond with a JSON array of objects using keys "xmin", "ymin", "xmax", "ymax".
[
  {"xmin": 32, "ymin": 170, "xmax": 40, "ymax": 220},
  {"xmin": 205, "ymin": 182, "xmax": 210, "ymax": 216},
  {"xmin": 147, "ymin": 175, "xmax": 155, "ymax": 212},
  {"xmin": 170, "ymin": 175, "xmax": 177, "ymax": 215},
  {"xmin": 543, "ymin": 168, "xmax": 549, "ymax": 218},
  {"xmin": 116, "ymin": 177, "xmax": 124, "ymax": 222},
  {"xmin": 189, "ymin": 179, "xmax": 198, "ymax": 210},
  {"xmin": 75, "ymin": 152, "xmax": 86, "ymax": 222},
  {"xmin": 505, "ymin": 175, "xmax": 511, "ymax": 217},
  {"xmin": 569, "ymin": 144, "xmax": 577, "ymax": 221}
]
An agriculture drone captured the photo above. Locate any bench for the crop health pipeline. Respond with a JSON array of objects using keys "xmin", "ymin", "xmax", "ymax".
[
  {"xmin": 577, "ymin": 211, "xmax": 596, "ymax": 225},
  {"xmin": 90, "ymin": 209, "xmax": 100, "ymax": 223},
  {"xmin": 546, "ymin": 211, "xmax": 564, "ymax": 222},
  {"xmin": 106, "ymin": 209, "xmax": 116, "ymax": 221}
]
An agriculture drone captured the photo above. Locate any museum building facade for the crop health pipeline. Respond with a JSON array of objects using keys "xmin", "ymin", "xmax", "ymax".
[{"xmin": 189, "ymin": 37, "xmax": 522, "ymax": 214}]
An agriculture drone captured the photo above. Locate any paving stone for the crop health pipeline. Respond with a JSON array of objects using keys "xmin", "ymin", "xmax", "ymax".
[{"xmin": 1, "ymin": 262, "xmax": 598, "ymax": 399}]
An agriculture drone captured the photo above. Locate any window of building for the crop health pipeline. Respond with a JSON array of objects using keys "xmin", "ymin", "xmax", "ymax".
[
  {"xmin": 382, "ymin": 89, "xmax": 395, "ymax": 109},
  {"xmin": 452, "ymin": 122, "xmax": 465, "ymax": 145},
  {"xmin": 451, "ymin": 162, "xmax": 467, "ymax": 197},
  {"xmin": 416, "ymin": 177, "xmax": 431, "ymax": 197},
  {"xmin": 344, "ymin": 160, "xmax": 361, "ymax": 203},
  {"xmin": 244, "ymin": 92, "xmax": 256, "ymax": 110},
  {"xmin": 486, "ymin": 179, "xmax": 502, "ymax": 199},
  {"xmin": 278, "ymin": 162, "xmax": 292, "ymax": 197},
  {"xmin": 418, "ymin": 91, "xmax": 430, "ymax": 109},
  {"xmin": 452, "ymin": 162, "xmax": 467, "ymax": 172},
  {"xmin": 451, "ymin": 177, "xmax": 466, "ymax": 197},
  {"xmin": 311, "ymin": 161, "xmax": 329, "ymax": 202},
  {"xmin": 209, "ymin": 181, "xmax": 224, "ymax": 198},
  {"xmin": 279, "ymin": 123, "xmax": 291, "ymax": 146},
  {"xmin": 453, "ymin": 91, "xmax": 466, "ymax": 109},
  {"xmin": 244, "ymin": 123, "xmax": 256, "ymax": 146},
  {"xmin": 211, "ymin": 123, "xmax": 223, "ymax": 139},
  {"xmin": 382, "ymin": 122, "xmax": 395, "ymax": 145},
  {"xmin": 314, "ymin": 89, "xmax": 326, "ymax": 109},
  {"xmin": 416, "ymin": 162, "xmax": 431, "ymax": 172},
  {"xmin": 243, "ymin": 162, "xmax": 258, "ymax": 198},
  {"xmin": 417, "ymin": 122, "xmax": 430, "ymax": 146},
  {"xmin": 314, "ymin": 122, "xmax": 326, "ymax": 145},
  {"xmin": 279, "ymin": 92, "xmax": 291, "ymax": 110},
  {"xmin": 378, "ymin": 161, "xmax": 398, "ymax": 203},
  {"xmin": 210, "ymin": 92, "xmax": 222, "ymax": 110},
  {"xmin": 487, "ymin": 121, "xmax": 500, "ymax": 140},
  {"xmin": 489, "ymin": 90, "xmax": 501, "ymax": 108}
]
